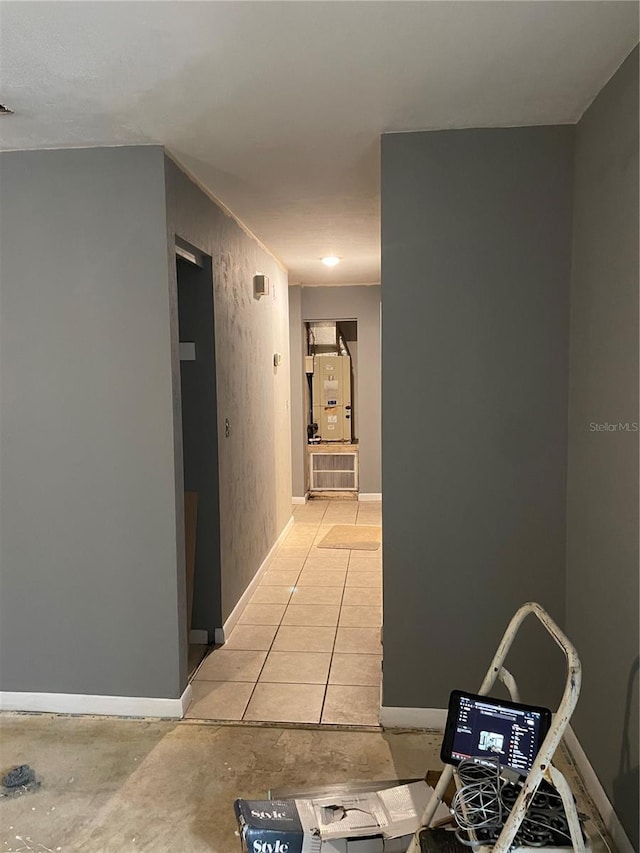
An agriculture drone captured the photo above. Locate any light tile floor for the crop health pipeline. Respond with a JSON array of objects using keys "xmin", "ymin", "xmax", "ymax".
[{"xmin": 185, "ymin": 499, "xmax": 383, "ymax": 726}]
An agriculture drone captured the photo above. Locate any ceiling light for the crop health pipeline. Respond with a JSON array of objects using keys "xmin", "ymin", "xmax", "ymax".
[{"xmin": 321, "ymin": 256, "xmax": 340, "ymax": 267}]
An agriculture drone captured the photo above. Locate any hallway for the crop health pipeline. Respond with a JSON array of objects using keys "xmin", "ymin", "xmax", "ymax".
[{"xmin": 185, "ymin": 500, "xmax": 382, "ymax": 726}]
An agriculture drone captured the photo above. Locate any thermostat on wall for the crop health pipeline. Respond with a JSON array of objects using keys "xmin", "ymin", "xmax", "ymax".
[{"xmin": 253, "ymin": 274, "xmax": 269, "ymax": 297}]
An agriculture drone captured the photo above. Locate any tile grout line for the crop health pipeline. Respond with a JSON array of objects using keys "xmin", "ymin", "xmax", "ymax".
[
  {"xmin": 357, "ymin": 502, "xmax": 383, "ymax": 718},
  {"xmin": 241, "ymin": 501, "xmax": 326, "ymax": 723},
  {"xmin": 196, "ymin": 506, "xmax": 317, "ymax": 722},
  {"xmin": 317, "ymin": 501, "xmax": 333, "ymax": 725},
  {"xmin": 314, "ymin": 500, "xmax": 334, "ymax": 725},
  {"xmin": 291, "ymin": 501, "xmax": 334, "ymax": 724},
  {"xmin": 241, "ymin": 522, "xmax": 309, "ymax": 721},
  {"xmin": 271, "ymin": 503, "xmax": 379, "ymax": 724},
  {"xmin": 224, "ymin": 503, "xmax": 381, "ymax": 725},
  {"xmin": 319, "ymin": 544, "xmax": 350, "ymax": 725}
]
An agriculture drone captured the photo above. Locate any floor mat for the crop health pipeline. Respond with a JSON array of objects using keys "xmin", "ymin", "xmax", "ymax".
[{"xmin": 318, "ymin": 524, "xmax": 382, "ymax": 551}]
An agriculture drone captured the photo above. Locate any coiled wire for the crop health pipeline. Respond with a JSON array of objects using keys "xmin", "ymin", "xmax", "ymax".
[{"xmin": 450, "ymin": 758, "xmax": 581, "ymax": 848}]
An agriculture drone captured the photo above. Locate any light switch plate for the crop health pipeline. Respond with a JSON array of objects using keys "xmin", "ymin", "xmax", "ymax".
[{"xmin": 179, "ymin": 342, "xmax": 196, "ymax": 361}]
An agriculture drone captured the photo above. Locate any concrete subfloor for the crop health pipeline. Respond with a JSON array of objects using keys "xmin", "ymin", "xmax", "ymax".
[{"xmin": 1, "ymin": 714, "xmax": 614, "ymax": 853}]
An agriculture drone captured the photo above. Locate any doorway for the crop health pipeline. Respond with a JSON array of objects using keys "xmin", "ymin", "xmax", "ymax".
[
  {"xmin": 305, "ymin": 319, "xmax": 359, "ymax": 497},
  {"xmin": 176, "ymin": 242, "xmax": 221, "ymax": 676}
]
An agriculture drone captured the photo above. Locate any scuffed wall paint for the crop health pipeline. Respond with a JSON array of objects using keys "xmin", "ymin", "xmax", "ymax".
[{"xmin": 164, "ymin": 157, "xmax": 292, "ymax": 623}]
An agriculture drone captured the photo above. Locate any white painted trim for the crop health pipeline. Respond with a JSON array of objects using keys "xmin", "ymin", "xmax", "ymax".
[
  {"xmin": 563, "ymin": 725, "xmax": 634, "ymax": 853},
  {"xmin": 189, "ymin": 629, "xmax": 208, "ymax": 645},
  {"xmin": 358, "ymin": 493, "xmax": 382, "ymax": 502},
  {"xmin": 180, "ymin": 683, "xmax": 193, "ymax": 717},
  {"xmin": 218, "ymin": 515, "xmax": 295, "ymax": 643},
  {"xmin": 292, "ymin": 496, "xmax": 307, "ymax": 505},
  {"xmin": 380, "ymin": 706, "xmax": 447, "ymax": 730},
  {"xmin": 298, "ymin": 282, "xmax": 381, "ymax": 289},
  {"xmin": 0, "ymin": 682, "xmax": 193, "ymax": 719},
  {"xmin": 165, "ymin": 149, "xmax": 287, "ymax": 273}
]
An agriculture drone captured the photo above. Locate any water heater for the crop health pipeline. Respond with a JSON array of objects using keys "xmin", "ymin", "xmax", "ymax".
[{"xmin": 312, "ymin": 354, "xmax": 352, "ymax": 442}]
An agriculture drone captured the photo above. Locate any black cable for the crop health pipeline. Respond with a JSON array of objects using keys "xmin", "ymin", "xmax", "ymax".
[{"xmin": 451, "ymin": 757, "xmax": 583, "ymax": 848}]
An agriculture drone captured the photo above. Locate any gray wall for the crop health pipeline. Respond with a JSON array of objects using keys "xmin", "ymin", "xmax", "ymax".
[
  {"xmin": 165, "ymin": 158, "xmax": 292, "ymax": 623},
  {"xmin": 289, "ymin": 285, "xmax": 381, "ymax": 496},
  {"xmin": 0, "ymin": 145, "xmax": 292, "ymax": 700},
  {"xmin": 0, "ymin": 146, "xmax": 184, "ymax": 698},
  {"xmin": 566, "ymin": 47, "xmax": 639, "ymax": 848},
  {"xmin": 381, "ymin": 127, "xmax": 574, "ymax": 710}
]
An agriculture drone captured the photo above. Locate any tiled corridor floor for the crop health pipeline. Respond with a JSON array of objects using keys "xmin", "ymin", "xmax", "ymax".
[{"xmin": 185, "ymin": 499, "xmax": 382, "ymax": 726}]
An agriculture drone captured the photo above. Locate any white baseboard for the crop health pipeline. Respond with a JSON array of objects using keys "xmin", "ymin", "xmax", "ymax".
[
  {"xmin": 0, "ymin": 682, "xmax": 193, "ymax": 720},
  {"xmin": 380, "ymin": 706, "xmax": 447, "ymax": 730},
  {"xmin": 563, "ymin": 725, "xmax": 634, "ymax": 853},
  {"xmin": 292, "ymin": 496, "xmax": 307, "ymax": 505},
  {"xmin": 189, "ymin": 629, "xmax": 208, "ymax": 645},
  {"xmin": 218, "ymin": 514, "xmax": 295, "ymax": 643},
  {"xmin": 358, "ymin": 493, "xmax": 382, "ymax": 502},
  {"xmin": 180, "ymin": 683, "xmax": 193, "ymax": 717}
]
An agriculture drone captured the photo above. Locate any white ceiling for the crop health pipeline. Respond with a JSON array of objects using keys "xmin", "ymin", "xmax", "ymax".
[{"xmin": 1, "ymin": 2, "xmax": 637, "ymax": 285}]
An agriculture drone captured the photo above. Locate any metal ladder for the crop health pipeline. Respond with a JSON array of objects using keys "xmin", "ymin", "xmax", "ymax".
[{"xmin": 407, "ymin": 601, "xmax": 586, "ymax": 853}]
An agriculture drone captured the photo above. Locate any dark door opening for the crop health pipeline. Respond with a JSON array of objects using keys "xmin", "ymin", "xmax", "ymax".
[{"xmin": 176, "ymin": 245, "xmax": 222, "ymax": 676}]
